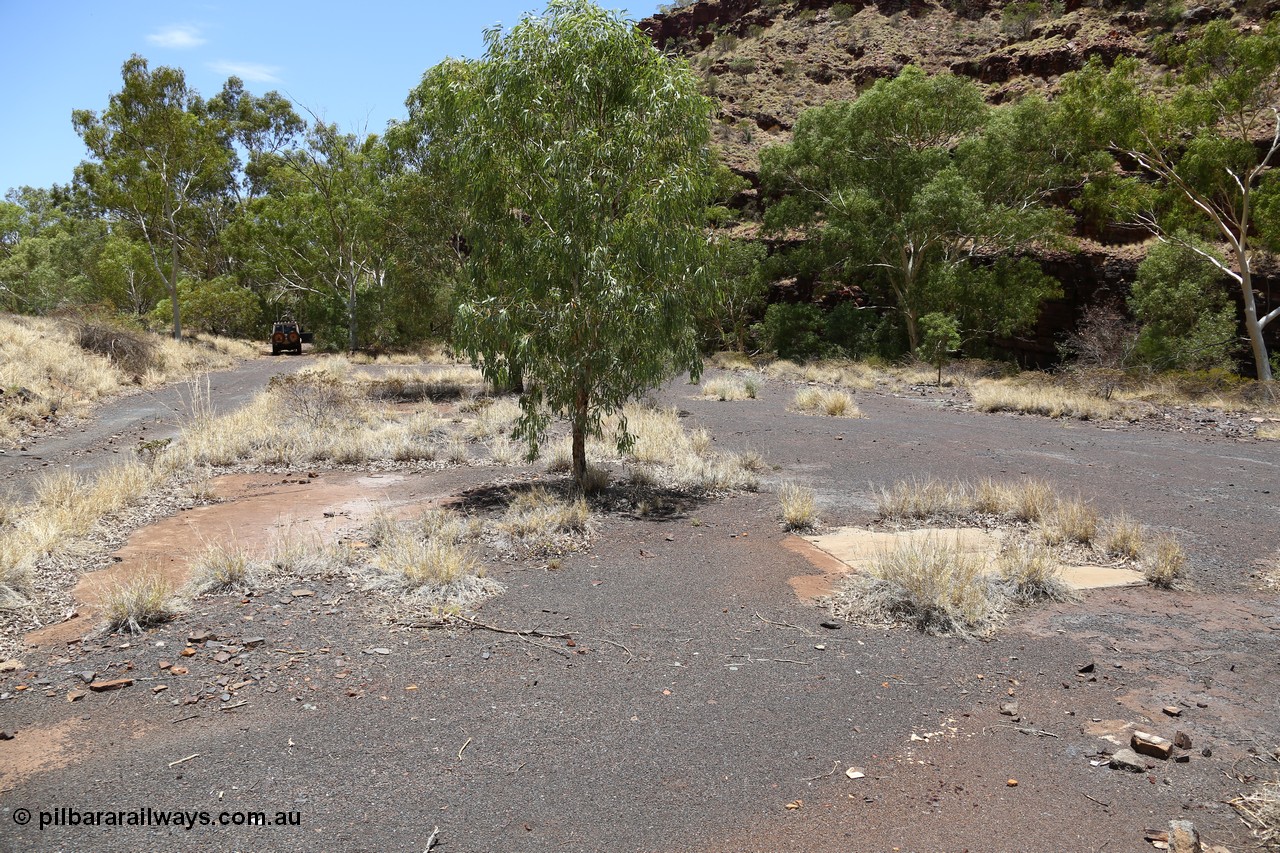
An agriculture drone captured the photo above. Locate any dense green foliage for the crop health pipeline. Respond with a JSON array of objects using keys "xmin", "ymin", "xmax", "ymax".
[
  {"xmin": 412, "ymin": 0, "xmax": 718, "ymax": 487},
  {"xmin": 1129, "ymin": 241, "xmax": 1237, "ymax": 371},
  {"xmin": 760, "ymin": 67, "xmax": 1067, "ymax": 355},
  {"xmin": 1059, "ymin": 20, "xmax": 1280, "ymax": 379}
]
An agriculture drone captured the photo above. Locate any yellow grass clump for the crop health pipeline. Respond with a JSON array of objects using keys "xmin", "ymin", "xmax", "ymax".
[{"xmin": 778, "ymin": 482, "xmax": 819, "ymax": 531}]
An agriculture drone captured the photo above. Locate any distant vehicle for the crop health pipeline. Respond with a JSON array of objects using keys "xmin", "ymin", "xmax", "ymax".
[{"xmin": 270, "ymin": 321, "xmax": 309, "ymax": 355}]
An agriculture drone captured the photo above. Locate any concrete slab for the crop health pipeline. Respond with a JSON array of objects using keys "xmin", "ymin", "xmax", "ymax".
[{"xmin": 791, "ymin": 526, "xmax": 1145, "ymax": 601}]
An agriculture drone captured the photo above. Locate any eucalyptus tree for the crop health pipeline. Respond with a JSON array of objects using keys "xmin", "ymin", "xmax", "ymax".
[
  {"xmin": 1059, "ymin": 20, "xmax": 1280, "ymax": 380},
  {"xmin": 73, "ymin": 56, "xmax": 234, "ymax": 339},
  {"xmin": 415, "ymin": 0, "xmax": 719, "ymax": 489},
  {"xmin": 760, "ymin": 67, "xmax": 1069, "ymax": 353},
  {"xmin": 233, "ymin": 122, "xmax": 389, "ymax": 352}
]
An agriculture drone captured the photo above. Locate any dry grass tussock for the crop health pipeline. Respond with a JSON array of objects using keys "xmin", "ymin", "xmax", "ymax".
[
  {"xmin": 188, "ymin": 543, "xmax": 262, "ymax": 595},
  {"xmin": 1144, "ymin": 534, "xmax": 1186, "ymax": 589},
  {"xmin": 1259, "ymin": 423, "xmax": 1280, "ymax": 440},
  {"xmin": 367, "ymin": 506, "xmax": 501, "ymax": 610},
  {"xmin": 361, "ymin": 366, "xmax": 486, "ymax": 401},
  {"xmin": 831, "ymin": 534, "xmax": 1079, "ymax": 637},
  {"xmin": 101, "ymin": 573, "xmax": 176, "ymax": 634},
  {"xmin": 0, "ymin": 460, "xmax": 163, "ymax": 604},
  {"xmin": 1231, "ymin": 779, "xmax": 1280, "ymax": 850},
  {"xmin": 1039, "ymin": 497, "xmax": 1100, "ymax": 546},
  {"xmin": 700, "ymin": 377, "xmax": 758, "ymax": 401},
  {"xmin": 869, "ymin": 475, "xmax": 1185, "ymax": 595},
  {"xmin": 778, "ymin": 482, "xmax": 819, "ymax": 531},
  {"xmin": 552, "ymin": 404, "xmax": 761, "ymax": 493},
  {"xmin": 1102, "ymin": 513, "xmax": 1145, "ymax": 559},
  {"xmin": 499, "ymin": 487, "xmax": 590, "ymax": 550},
  {"xmin": 792, "ymin": 387, "xmax": 862, "ymax": 417},
  {"xmin": 997, "ymin": 543, "xmax": 1076, "ymax": 604},
  {"xmin": 0, "ymin": 313, "xmax": 253, "ymax": 445},
  {"xmin": 764, "ymin": 359, "xmax": 878, "ymax": 391},
  {"xmin": 706, "ymin": 351, "xmax": 756, "ymax": 371},
  {"xmin": 831, "ymin": 537, "xmax": 1005, "ymax": 637},
  {"xmin": 969, "ymin": 378, "xmax": 1126, "ymax": 420}
]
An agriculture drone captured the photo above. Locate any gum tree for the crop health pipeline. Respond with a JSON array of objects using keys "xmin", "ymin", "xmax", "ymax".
[
  {"xmin": 760, "ymin": 67, "xmax": 1068, "ymax": 353},
  {"xmin": 1060, "ymin": 21, "xmax": 1280, "ymax": 380},
  {"xmin": 415, "ymin": 0, "xmax": 718, "ymax": 489},
  {"xmin": 73, "ymin": 56, "xmax": 232, "ymax": 340}
]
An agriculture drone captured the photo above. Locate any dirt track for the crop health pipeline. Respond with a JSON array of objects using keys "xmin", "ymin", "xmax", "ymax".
[
  {"xmin": 0, "ymin": 352, "xmax": 309, "ymax": 502},
  {"xmin": 1, "ymin": 365, "xmax": 1277, "ymax": 852}
]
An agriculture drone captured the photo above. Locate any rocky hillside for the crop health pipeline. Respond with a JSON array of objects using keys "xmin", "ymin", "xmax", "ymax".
[
  {"xmin": 641, "ymin": 0, "xmax": 1268, "ymax": 185},
  {"xmin": 638, "ymin": 0, "xmax": 1279, "ymax": 362}
]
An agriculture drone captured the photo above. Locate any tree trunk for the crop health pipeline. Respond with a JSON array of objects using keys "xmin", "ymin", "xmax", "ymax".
[
  {"xmin": 347, "ymin": 270, "xmax": 358, "ymax": 355},
  {"xmin": 571, "ymin": 386, "xmax": 588, "ymax": 492},
  {"xmin": 1238, "ymin": 260, "xmax": 1274, "ymax": 382},
  {"xmin": 168, "ymin": 207, "xmax": 182, "ymax": 341}
]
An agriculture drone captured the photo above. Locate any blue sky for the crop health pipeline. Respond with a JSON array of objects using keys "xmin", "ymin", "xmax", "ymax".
[{"xmin": 0, "ymin": 1, "xmax": 641, "ymax": 196}]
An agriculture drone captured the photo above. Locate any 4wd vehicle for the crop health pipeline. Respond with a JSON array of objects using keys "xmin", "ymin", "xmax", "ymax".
[{"xmin": 270, "ymin": 321, "xmax": 308, "ymax": 355}]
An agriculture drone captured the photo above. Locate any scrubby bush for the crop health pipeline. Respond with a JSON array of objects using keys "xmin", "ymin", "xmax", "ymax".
[
  {"xmin": 1129, "ymin": 241, "xmax": 1237, "ymax": 372},
  {"xmin": 824, "ymin": 302, "xmax": 878, "ymax": 358},
  {"xmin": 756, "ymin": 303, "xmax": 825, "ymax": 360},
  {"xmin": 72, "ymin": 314, "xmax": 157, "ymax": 376}
]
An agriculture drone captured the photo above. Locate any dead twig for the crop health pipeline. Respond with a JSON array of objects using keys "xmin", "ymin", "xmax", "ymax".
[
  {"xmin": 170, "ymin": 713, "xmax": 201, "ymax": 724},
  {"xmin": 754, "ymin": 611, "xmax": 816, "ymax": 635},
  {"xmin": 424, "ymin": 825, "xmax": 440, "ymax": 852},
  {"xmin": 596, "ymin": 637, "xmax": 635, "ymax": 660},
  {"xmin": 1083, "ymin": 793, "xmax": 1111, "ymax": 808},
  {"xmin": 983, "ymin": 724, "xmax": 1060, "ymax": 738},
  {"xmin": 458, "ymin": 737, "xmax": 472, "ymax": 760},
  {"xmin": 221, "ymin": 701, "xmax": 248, "ymax": 711},
  {"xmin": 803, "ymin": 761, "xmax": 839, "ymax": 782},
  {"xmin": 167, "ymin": 753, "xmax": 199, "ymax": 768}
]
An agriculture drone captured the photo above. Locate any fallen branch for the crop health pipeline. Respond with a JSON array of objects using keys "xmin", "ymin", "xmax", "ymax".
[
  {"xmin": 424, "ymin": 825, "xmax": 440, "ymax": 852},
  {"xmin": 167, "ymin": 753, "xmax": 199, "ymax": 768}
]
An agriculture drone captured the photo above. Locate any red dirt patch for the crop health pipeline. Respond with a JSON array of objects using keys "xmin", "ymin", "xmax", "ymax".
[{"xmin": 25, "ymin": 470, "xmax": 457, "ymax": 647}]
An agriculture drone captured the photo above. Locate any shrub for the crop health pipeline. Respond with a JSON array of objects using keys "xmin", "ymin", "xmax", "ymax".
[
  {"xmin": 824, "ymin": 303, "xmax": 878, "ymax": 358},
  {"xmin": 758, "ymin": 303, "xmax": 825, "ymax": 360},
  {"xmin": 1001, "ymin": 0, "xmax": 1043, "ymax": 39},
  {"xmin": 832, "ymin": 3, "xmax": 856, "ymax": 19},
  {"xmin": 728, "ymin": 57, "xmax": 756, "ymax": 74},
  {"xmin": 919, "ymin": 312, "xmax": 961, "ymax": 386},
  {"xmin": 1130, "ymin": 240, "xmax": 1237, "ymax": 372},
  {"xmin": 73, "ymin": 316, "xmax": 157, "ymax": 376}
]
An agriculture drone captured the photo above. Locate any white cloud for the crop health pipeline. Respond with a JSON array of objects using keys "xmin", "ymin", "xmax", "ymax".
[
  {"xmin": 208, "ymin": 61, "xmax": 283, "ymax": 84},
  {"xmin": 146, "ymin": 25, "xmax": 206, "ymax": 49}
]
